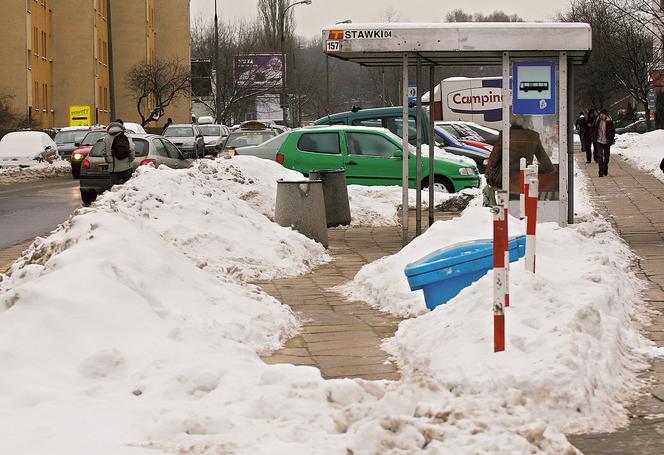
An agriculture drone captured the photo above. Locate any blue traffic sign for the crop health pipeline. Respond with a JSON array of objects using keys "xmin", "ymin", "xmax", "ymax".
[{"xmin": 513, "ymin": 62, "xmax": 556, "ymax": 116}]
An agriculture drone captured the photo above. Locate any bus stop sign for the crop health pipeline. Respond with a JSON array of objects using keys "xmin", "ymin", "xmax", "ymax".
[{"xmin": 513, "ymin": 62, "xmax": 556, "ymax": 115}]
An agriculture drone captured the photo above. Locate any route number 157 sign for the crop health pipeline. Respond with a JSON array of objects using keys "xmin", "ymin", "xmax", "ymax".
[{"xmin": 326, "ymin": 40, "xmax": 341, "ymax": 52}]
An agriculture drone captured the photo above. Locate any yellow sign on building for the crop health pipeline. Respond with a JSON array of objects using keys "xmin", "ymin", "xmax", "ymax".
[{"xmin": 69, "ymin": 105, "xmax": 92, "ymax": 126}]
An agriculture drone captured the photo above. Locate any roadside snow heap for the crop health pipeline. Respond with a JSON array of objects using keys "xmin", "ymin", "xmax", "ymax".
[
  {"xmin": 614, "ymin": 130, "xmax": 664, "ymax": 180},
  {"xmin": 0, "ymin": 160, "xmax": 71, "ymax": 186},
  {"xmin": 0, "ymin": 156, "xmax": 658, "ymax": 454}
]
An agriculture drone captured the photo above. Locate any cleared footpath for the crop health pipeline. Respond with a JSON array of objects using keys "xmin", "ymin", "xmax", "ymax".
[{"xmin": 569, "ymin": 154, "xmax": 664, "ymax": 454}]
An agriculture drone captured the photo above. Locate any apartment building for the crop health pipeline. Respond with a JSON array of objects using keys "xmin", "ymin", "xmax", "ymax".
[{"xmin": 0, "ymin": 0, "xmax": 191, "ymax": 129}]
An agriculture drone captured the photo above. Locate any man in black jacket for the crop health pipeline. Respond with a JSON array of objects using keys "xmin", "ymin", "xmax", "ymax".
[
  {"xmin": 575, "ymin": 111, "xmax": 591, "ymax": 163},
  {"xmin": 591, "ymin": 109, "xmax": 616, "ymax": 177}
]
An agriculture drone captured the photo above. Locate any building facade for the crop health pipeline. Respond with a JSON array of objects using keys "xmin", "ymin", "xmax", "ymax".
[{"xmin": 0, "ymin": 0, "xmax": 191, "ymax": 129}]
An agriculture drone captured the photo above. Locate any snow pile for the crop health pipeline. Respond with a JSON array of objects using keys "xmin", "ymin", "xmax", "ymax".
[
  {"xmin": 614, "ymin": 130, "xmax": 664, "ymax": 180},
  {"xmin": 0, "ymin": 160, "xmax": 71, "ymax": 186},
  {"xmin": 348, "ymin": 186, "xmax": 480, "ymax": 227},
  {"xmin": 95, "ymin": 158, "xmax": 329, "ymax": 282},
  {"xmin": 0, "ymin": 158, "xmax": 581, "ymax": 454},
  {"xmin": 343, "ymin": 191, "xmax": 653, "ymax": 437}
]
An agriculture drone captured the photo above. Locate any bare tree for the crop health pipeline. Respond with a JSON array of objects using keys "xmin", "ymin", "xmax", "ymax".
[
  {"xmin": 125, "ymin": 58, "xmax": 191, "ymax": 127},
  {"xmin": 445, "ymin": 9, "xmax": 523, "ymax": 22},
  {"xmin": 257, "ymin": 0, "xmax": 294, "ymax": 50},
  {"xmin": 0, "ymin": 92, "xmax": 31, "ymax": 129}
]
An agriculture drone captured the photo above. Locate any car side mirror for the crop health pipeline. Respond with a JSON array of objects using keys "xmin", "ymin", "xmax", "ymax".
[{"xmin": 74, "ymin": 142, "xmax": 80, "ymax": 147}]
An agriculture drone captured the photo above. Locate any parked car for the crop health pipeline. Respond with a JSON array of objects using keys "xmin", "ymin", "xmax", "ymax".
[
  {"xmin": 231, "ymin": 132, "xmax": 289, "ymax": 160},
  {"xmin": 433, "ymin": 124, "xmax": 490, "ymax": 172},
  {"xmin": 79, "ymin": 134, "xmax": 191, "ymax": 205},
  {"xmin": 123, "ymin": 122, "xmax": 146, "ymax": 134},
  {"xmin": 272, "ymin": 126, "xmax": 479, "ymax": 193},
  {"xmin": 314, "ymin": 106, "xmax": 486, "ymax": 171},
  {"xmin": 437, "ymin": 121, "xmax": 492, "ymax": 151},
  {"xmin": 615, "ymin": 119, "xmax": 655, "ymax": 135},
  {"xmin": 162, "ymin": 124, "xmax": 205, "ymax": 158},
  {"xmin": 199, "ymin": 124, "xmax": 231, "ymax": 154},
  {"xmin": 218, "ymin": 121, "xmax": 279, "ymax": 155},
  {"xmin": 0, "ymin": 131, "xmax": 60, "ymax": 168},
  {"xmin": 451, "ymin": 121, "xmax": 500, "ymax": 146},
  {"xmin": 54, "ymin": 126, "xmax": 90, "ymax": 160},
  {"xmin": 69, "ymin": 128, "xmax": 108, "ymax": 178}
]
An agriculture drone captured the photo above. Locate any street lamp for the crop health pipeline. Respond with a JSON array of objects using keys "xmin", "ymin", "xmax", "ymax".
[{"xmin": 280, "ymin": 0, "xmax": 312, "ymax": 127}]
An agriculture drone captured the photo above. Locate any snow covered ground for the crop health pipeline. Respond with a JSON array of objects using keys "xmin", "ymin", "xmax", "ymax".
[
  {"xmin": 0, "ymin": 156, "xmax": 659, "ymax": 453},
  {"xmin": 0, "ymin": 159, "xmax": 71, "ymax": 185},
  {"xmin": 613, "ymin": 130, "xmax": 664, "ymax": 180}
]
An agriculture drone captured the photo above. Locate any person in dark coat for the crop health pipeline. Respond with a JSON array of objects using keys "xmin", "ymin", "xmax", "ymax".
[
  {"xmin": 586, "ymin": 109, "xmax": 599, "ymax": 163},
  {"xmin": 575, "ymin": 111, "xmax": 591, "ymax": 162},
  {"xmin": 591, "ymin": 109, "xmax": 616, "ymax": 177}
]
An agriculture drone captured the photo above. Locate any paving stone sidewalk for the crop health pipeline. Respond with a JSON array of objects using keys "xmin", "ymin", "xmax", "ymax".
[
  {"xmin": 261, "ymin": 212, "xmax": 457, "ymax": 380},
  {"xmin": 569, "ymin": 154, "xmax": 664, "ymax": 455},
  {"xmin": 0, "ymin": 240, "xmax": 32, "ymax": 274}
]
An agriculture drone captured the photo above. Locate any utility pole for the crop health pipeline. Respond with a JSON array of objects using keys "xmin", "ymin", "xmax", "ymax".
[{"xmin": 214, "ymin": 0, "xmax": 222, "ymax": 123}]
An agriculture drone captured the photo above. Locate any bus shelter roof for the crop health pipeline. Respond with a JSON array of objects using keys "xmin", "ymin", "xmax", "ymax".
[{"xmin": 322, "ymin": 22, "xmax": 592, "ymax": 66}]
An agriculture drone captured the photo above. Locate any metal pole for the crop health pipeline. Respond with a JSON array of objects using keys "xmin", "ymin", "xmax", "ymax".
[
  {"xmin": 559, "ymin": 52, "xmax": 569, "ymax": 226},
  {"xmin": 428, "ymin": 66, "xmax": 435, "ymax": 227},
  {"xmin": 325, "ymin": 55, "xmax": 330, "ymax": 114},
  {"xmin": 214, "ymin": 0, "xmax": 222, "ymax": 122},
  {"xmin": 567, "ymin": 57, "xmax": 575, "ymax": 225},
  {"xmin": 107, "ymin": 0, "xmax": 115, "ymax": 120},
  {"xmin": 280, "ymin": 10, "xmax": 287, "ymax": 127},
  {"xmin": 415, "ymin": 57, "xmax": 422, "ymax": 236},
  {"xmin": 401, "ymin": 53, "xmax": 409, "ymax": 247},
  {"xmin": 502, "ymin": 52, "xmax": 511, "ymax": 194}
]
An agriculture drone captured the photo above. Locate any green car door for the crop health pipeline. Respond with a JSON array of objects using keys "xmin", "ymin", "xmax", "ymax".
[
  {"xmin": 285, "ymin": 131, "xmax": 343, "ymax": 174},
  {"xmin": 342, "ymin": 130, "xmax": 405, "ymax": 186}
]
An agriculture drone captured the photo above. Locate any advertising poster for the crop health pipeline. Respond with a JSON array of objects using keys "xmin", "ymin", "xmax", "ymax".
[{"xmin": 234, "ymin": 54, "xmax": 284, "ymax": 88}]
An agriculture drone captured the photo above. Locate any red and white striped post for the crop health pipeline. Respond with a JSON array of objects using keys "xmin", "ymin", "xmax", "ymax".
[
  {"xmin": 519, "ymin": 158, "xmax": 527, "ymax": 220},
  {"xmin": 495, "ymin": 190, "xmax": 510, "ymax": 307},
  {"xmin": 492, "ymin": 195, "xmax": 507, "ymax": 353},
  {"xmin": 525, "ymin": 175, "xmax": 539, "ymax": 273}
]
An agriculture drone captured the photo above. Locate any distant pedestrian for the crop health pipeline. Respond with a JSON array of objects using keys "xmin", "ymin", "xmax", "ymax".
[
  {"xmin": 575, "ymin": 111, "xmax": 591, "ymax": 162},
  {"xmin": 103, "ymin": 122, "xmax": 135, "ymax": 186},
  {"xmin": 591, "ymin": 109, "xmax": 615, "ymax": 177},
  {"xmin": 587, "ymin": 109, "xmax": 599, "ymax": 163},
  {"xmin": 162, "ymin": 117, "xmax": 173, "ymax": 134}
]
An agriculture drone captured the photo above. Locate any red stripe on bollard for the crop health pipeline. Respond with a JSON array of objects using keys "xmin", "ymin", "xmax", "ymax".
[
  {"xmin": 525, "ymin": 177, "xmax": 538, "ymax": 273},
  {"xmin": 494, "ymin": 313, "xmax": 505, "ymax": 352}
]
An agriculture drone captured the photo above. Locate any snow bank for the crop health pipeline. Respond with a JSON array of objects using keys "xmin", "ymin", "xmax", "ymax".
[
  {"xmin": 348, "ymin": 186, "xmax": 480, "ymax": 227},
  {"xmin": 614, "ymin": 130, "xmax": 664, "ymax": 180},
  {"xmin": 95, "ymin": 159, "xmax": 329, "ymax": 282},
  {"xmin": 0, "ymin": 157, "xmax": 582, "ymax": 454},
  {"xmin": 0, "ymin": 160, "xmax": 71, "ymax": 186}
]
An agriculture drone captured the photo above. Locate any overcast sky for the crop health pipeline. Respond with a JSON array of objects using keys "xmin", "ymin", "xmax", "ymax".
[{"xmin": 191, "ymin": 0, "xmax": 571, "ymax": 37}]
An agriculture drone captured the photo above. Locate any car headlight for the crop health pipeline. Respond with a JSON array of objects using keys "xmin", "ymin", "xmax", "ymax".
[
  {"xmin": 458, "ymin": 167, "xmax": 477, "ymax": 176},
  {"xmin": 72, "ymin": 153, "xmax": 84, "ymax": 160}
]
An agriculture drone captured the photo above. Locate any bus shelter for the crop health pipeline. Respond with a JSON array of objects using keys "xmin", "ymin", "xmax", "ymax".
[{"xmin": 322, "ymin": 23, "xmax": 592, "ymax": 245}]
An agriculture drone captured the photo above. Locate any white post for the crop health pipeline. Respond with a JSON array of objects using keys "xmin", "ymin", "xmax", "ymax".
[
  {"xmin": 496, "ymin": 190, "xmax": 510, "ymax": 307},
  {"xmin": 416, "ymin": 57, "xmax": 423, "ymax": 236},
  {"xmin": 525, "ymin": 176, "xmax": 539, "ymax": 273},
  {"xmin": 401, "ymin": 53, "xmax": 409, "ymax": 246},
  {"xmin": 519, "ymin": 157, "xmax": 526, "ymax": 220},
  {"xmin": 559, "ymin": 52, "xmax": 569, "ymax": 227}
]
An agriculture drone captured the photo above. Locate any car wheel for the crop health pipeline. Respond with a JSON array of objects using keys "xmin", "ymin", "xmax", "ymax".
[
  {"xmin": 425, "ymin": 175, "xmax": 454, "ymax": 193},
  {"xmin": 81, "ymin": 191, "xmax": 97, "ymax": 207}
]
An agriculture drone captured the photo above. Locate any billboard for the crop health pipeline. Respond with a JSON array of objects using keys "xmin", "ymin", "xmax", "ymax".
[{"xmin": 234, "ymin": 54, "xmax": 284, "ymax": 88}]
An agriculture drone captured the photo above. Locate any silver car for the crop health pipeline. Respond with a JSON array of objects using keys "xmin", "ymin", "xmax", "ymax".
[
  {"xmin": 162, "ymin": 124, "xmax": 206, "ymax": 159},
  {"xmin": 198, "ymin": 124, "xmax": 230, "ymax": 155},
  {"xmin": 79, "ymin": 134, "xmax": 191, "ymax": 206},
  {"xmin": 231, "ymin": 132, "xmax": 288, "ymax": 161}
]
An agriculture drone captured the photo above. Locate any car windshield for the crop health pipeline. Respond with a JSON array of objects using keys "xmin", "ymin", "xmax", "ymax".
[
  {"xmin": 164, "ymin": 127, "xmax": 193, "ymax": 138},
  {"xmin": 81, "ymin": 131, "xmax": 107, "ymax": 146},
  {"xmin": 199, "ymin": 125, "xmax": 221, "ymax": 136},
  {"xmin": 89, "ymin": 137, "xmax": 148, "ymax": 157},
  {"xmin": 225, "ymin": 131, "xmax": 276, "ymax": 148},
  {"xmin": 55, "ymin": 130, "xmax": 88, "ymax": 144}
]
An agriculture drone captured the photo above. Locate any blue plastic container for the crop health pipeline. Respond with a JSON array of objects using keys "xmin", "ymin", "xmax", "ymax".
[{"xmin": 404, "ymin": 236, "xmax": 526, "ymax": 310}]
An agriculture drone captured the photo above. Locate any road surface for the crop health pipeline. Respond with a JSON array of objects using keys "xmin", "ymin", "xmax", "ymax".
[{"xmin": 0, "ymin": 177, "xmax": 81, "ymax": 250}]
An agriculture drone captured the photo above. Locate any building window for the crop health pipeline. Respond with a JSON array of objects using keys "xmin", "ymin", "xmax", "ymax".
[
  {"xmin": 41, "ymin": 31, "xmax": 47, "ymax": 58},
  {"xmin": 103, "ymin": 87, "xmax": 108, "ymax": 110},
  {"xmin": 34, "ymin": 81, "xmax": 39, "ymax": 110},
  {"xmin": 33, "ymin": 27, "xmax": 39, "ymax": 56},
  {"xmin": 43, "ymin": 84, "xmax": 48, "ymax": 111}
]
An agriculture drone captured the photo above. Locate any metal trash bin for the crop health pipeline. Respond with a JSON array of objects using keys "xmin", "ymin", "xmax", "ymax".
[
  {"xmin": 404, "ymin": 236, "xmax": 526, "ymax": 310},
  {"xmin": 309, "ymin": 169, "xmax": 352, "ymax": 227},
  {"xmin": 275, "ymin": 179, "xmax": 328, "ymax": 247}
]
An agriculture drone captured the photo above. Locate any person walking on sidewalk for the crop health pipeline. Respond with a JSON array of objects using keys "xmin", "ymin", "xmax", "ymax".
[
  {"xmin": 103, "ymin": 121, "xmax": 135, "ymax": 186},
  {"xmin": 575, "ymin": 111, "xmax": 591, "ymax": 163},
  {"xmin": 591, "ymin": 109, "xmax": 615, "ymax": 177},
  {"xmin": 586, "ymin": 109, "xmax": 599, "ymax": 163}
]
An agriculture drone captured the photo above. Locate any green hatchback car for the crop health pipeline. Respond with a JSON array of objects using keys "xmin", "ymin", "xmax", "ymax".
[{"xmin": 273, "ymin": 126, "xmax": 479, "ymax": 193}]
